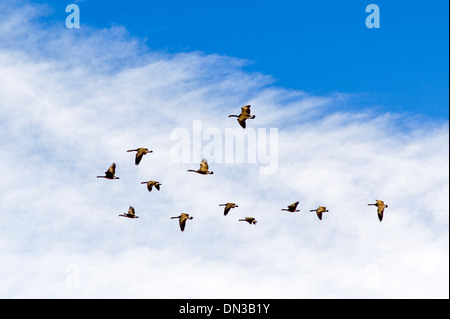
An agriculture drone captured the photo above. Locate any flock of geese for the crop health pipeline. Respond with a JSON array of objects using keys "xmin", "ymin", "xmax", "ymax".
[{"xmin": 97, "ymin": 105, "xmax": 389, "ymax": 231}]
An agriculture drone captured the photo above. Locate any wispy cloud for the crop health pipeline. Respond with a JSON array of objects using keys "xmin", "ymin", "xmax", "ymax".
[{"xmin": 0, "ymin": 2, "xmax": 448, "ymax": 298}]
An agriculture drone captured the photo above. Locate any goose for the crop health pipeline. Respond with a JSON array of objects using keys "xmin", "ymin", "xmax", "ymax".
[
  {"xmin": 368, "ymin": 200, "xmax": 388, "ymax": 222},
  {"xmin": 187, "ymin": 158, "xmax": 214, "ymax": 175},
  {"xmin": 119, "ymin": 206, "xmax": 139, "ymax": 219},
  {"xmin": 170, "ymin": 213, "xmax": 193, "ymax": 232},
  {"xmin": 281, "ymin": 201, "xmax": 300, "ymax": 212},
  {"xmin": 96, "ymin": 163, "xmax": 119, "ymax": 179},
  {"xmin": 127, "ymin": 148, "xmax": 153, "ymax": 165},
  {"xmin": 228, "ymin": 105, "xmax": 256, "ymax": 129},
  {"xmin": 309, "ymin": 206, "xmax": 329, "ymax": 220},
  {"xmin": 239, "ymin": 217, "xmax": 258, "ymax": 225},
  {"xmin": 219, "ymin": 203, "xmax": 238, "ymax": 216},
  {"xmin": 141, "ymin": 180, "xmax": 161, "ymax": 192}
]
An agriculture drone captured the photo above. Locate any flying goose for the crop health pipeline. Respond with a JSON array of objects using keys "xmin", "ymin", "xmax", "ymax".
[
  {"xmin": 368, "ymin": 200, "xmax": 388, "ymax": 222},
  {"xmin": 187, "ymin": 158, "xmax": 214, "ymax": 175},
  {"xmin": 127, "ymin": 148, "xmax": 153, "ymax": 165},
  {"xmin": 141, "ymin": 180, "xmax": 162, "ymax": 192},
  {"xmin": 96, "ymin": 163, "xmax": 119, "ymax": 179},
  {"xmin": 219, "ymin": 203, "xmax": 238, "ymax": 216},
  {"xmin": 239, "ymin": 217, "xmax": 258, "ymax": 225},
  {"xmin": 281, "ymin": 201, "xmax": 300, "ymax": 212},
  {"xmin": 119, "ymin": 206, "xmax": 139, "ymax": 219},
  {"xmin": 228, "ymin": 105, "xmax": 256, "ymax": 129},
  {"xmin": 171, "ymin": 213, "xmax": 193, "ymax": 232},
  {"xmin": 309, "ymin": 206, "xmax": 329, "ymax": 220}
]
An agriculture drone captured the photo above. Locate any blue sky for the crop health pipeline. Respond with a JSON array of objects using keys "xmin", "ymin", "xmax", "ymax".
[
  {"xmin": 0, "ymin": 0, "xmax": 448, "ymax": 298},
  {"xmin": 32, "ymin": 0, "xmax": 449, "ymax": 118}
]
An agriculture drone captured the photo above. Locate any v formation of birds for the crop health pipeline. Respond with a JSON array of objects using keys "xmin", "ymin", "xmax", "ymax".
[{"xmin": 97, "ymin": 105, "xmax": 388, "ymax": 231}]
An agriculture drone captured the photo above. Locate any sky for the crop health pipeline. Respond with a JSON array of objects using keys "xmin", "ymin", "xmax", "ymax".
[
  {"xmin": 30, "ymin": 0, "xmax": 449, "ymax": 119},
  {"xmin": 0, "ymin": 0, "xmax": 448, "ymax": 299}
]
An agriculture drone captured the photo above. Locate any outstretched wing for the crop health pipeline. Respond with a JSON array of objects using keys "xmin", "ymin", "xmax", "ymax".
[
  {"xmin": 241, "ymin": 105, "xmax": 251, "ymax": 115},
  {"xmin": 224, "ymin": 203, "xmax": 232, "ymax": 216},
  {"xmin": 199, "ymin": 158, "xmax": 209, "ymax": 172},
  {"xmin": 105, "ymin": 163, "xmax": 116, "ymax": 178},
  {"xmin": 289, "ymin": 202, "xmax": 299, "ymax": 210},
  {"xmin": 377, "ymin": 206, "xmax": 384, "ymax": 222},
  {"xmin": 128, "ymin": 206, "xmax": 136, "ymax": 217},
  {"xmin": 135, "ymin": 149, "xmax": 146, "ymax": 165},
  {"xmin": 155, "ymin": 183, "xmax": 160, "ymax": 191},
  {"xmin": 237, "ymin": 116, "xmax": 247, "ymax": 128},
  {"xmin": 179, "ymin": 214, "xmax": 189, "ymax": 231}
]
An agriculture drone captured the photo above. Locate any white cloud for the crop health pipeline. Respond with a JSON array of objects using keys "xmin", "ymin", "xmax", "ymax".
[{"xmin": 0, "ymin": 2, "xmax": 448, "ymax": 298}]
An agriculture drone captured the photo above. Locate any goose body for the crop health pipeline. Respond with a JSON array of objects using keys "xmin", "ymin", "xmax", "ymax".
[
  {"xmin": 219, "ymin": 203, "xmax": 238, "ymax": 216},
  {"xmin": 141, "ymin": 180, "xmax": 162, "ymax": 192},
  {"xmin": 171, "ymin": 213, "xmax": 193, "ymax": 232},
  {"xmin": 368, "ymin": 200, "xmax": 388, "ymax": 222},
  {"xmin": 228, "ymin": 105, "xmax": 256, "ymax": 128},
  {"xmin": 97, "ymin": 163, "xmax": 119, "ymax": 179},
  {"xmin": 239, "ymin": 217, "xmax": 258, "ymax": 225},
  {"xmin": 119, "ymin": 206, "xmax": 139, "ymax": 219},
  {"xmin": 309, "ymin": 206, "xmax": 329, "ymax": 220},
  {"xmin": 282, "ymin": 201, "xmax": 300, "ymax": 212},
  {"xmin": 127, "ymin": 148, "xmax": 153, "ymax": 165},
  {"xmin": 187, "ymin": 158, "xmax": 214, "ymax": 175}
]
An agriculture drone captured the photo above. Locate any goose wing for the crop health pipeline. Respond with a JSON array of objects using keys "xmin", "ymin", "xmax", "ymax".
[
  {"xmin": 105, "ymin": 163, "xmax": 116, "ymax": 178},
  {"xmin": 237, "ymin": 116, "xmax": 247, "ymax": 128},
  {"xmin": 241, "ymin": 105, "xmax": 252, "ymax": 116},
  {"xmin": 224, "ymin": 203, "xmax": 233, "ymax": 216},
  {"xmin": 128, "ymin": 206, "xmax": 136, "ymax": 217},
  {"xmin": 377, "ymin": 206, "xmax": 384, "ymax": 222},
  {"xmin": 135, "ymin": 148, "xmax": 147, "ymax": 165},
  {"xmin": 199, "ymin": 158, "xmax": 209, "ymax": 172},
  {"xmin": 289, "ymin": 202, "xmax": 299, "ymax": 211},
  {"xmin": 179, "ymin": 214, "xmax": 189, "ymax": 231}
]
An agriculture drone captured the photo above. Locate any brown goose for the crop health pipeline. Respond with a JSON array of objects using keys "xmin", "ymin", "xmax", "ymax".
[
  {"xmin": 127, "ymin": 148, "xmax": 153, "ymax": 165},
  {"xmin": 228, "ymin": 105, "xmax": 256, "ymax": 128},
  {"xmin": 170, "ymin": 213, "xmax": 193, "ymax": 232},
  {"xmin": 119, "ymin": 206, "xmax": 139, "ymax": 219},
  {"xmin": 96, "ymin": 163, "xmax": 119, "ymax": 179},
  {"xmin": 219, "ymin": 203, "xmax": 238, "ymax": 216},
  {"xmin": 141, "ymin": 180, "xmax": 161, "ymax": 192},
  {"xmin": 368, "ymin": 200, "xmax": 388, "ymax": 222},
  {"xmin": 309, "ymin": 206, "xmax": 329, "ymax": 220},
  {"xmin": 239, "ymin": 217, "xmax": 258, "ymax": 225},
  {"xmin": 281, "ymin": 201, "xmax": 300, "ymax": 212},
  {"xmin": 187, "ymin": 158, "xmax": 214, "ymax": 175}
]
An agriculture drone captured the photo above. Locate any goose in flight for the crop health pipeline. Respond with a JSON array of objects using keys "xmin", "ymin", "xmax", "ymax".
[
  {"xmin": 187, "ymin": 158, "xmax": 214, "ymax": 175},
  {"xmin": 228, "ymin": 105, "xmax": 256, "ymax": 129},
  {"xmin": 281, "ymin": 201, "xmax": 300, "ymax": 213},
  {"xmin": 309, "ymin": 206, "xmax": 329, "ymax": 220},
  {"xmin": 368, "ymin": 200, "xmax": 388, "ymax": 222},
  {"xmin": 119, "ymin": 206, "xmax": 139, "ymax": 219},
  {"xmin": 239, "ymin": 217, "xmax": 258, "ymax": 225},
  {"xmin": 96, "ymin": 163, "xmax": 119, "ymax": 179},
  {"xmin": 127, "ymin": 148, "xmax": 153, "ymax": 165},
  {"xmin": 171, "ymin": 213, "xmax": 193, "ymax": 232},
  {"xmin": 219, "ymin": 203, "xmax": 238, "ymax": 216},
  {"xmin": 141, "ymin": 180, "xmax": 161, "ymax": 192}
]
